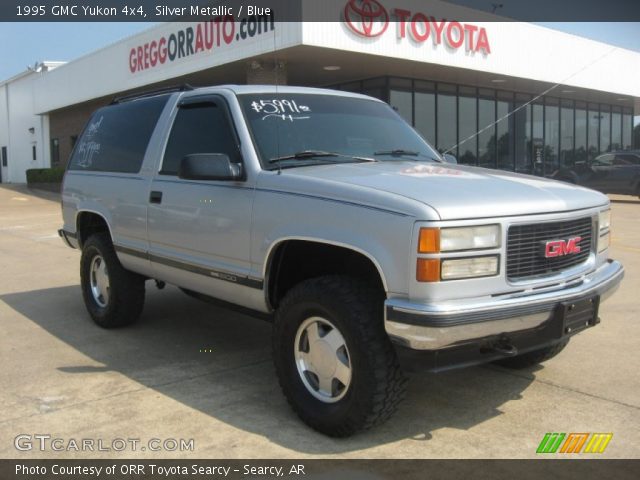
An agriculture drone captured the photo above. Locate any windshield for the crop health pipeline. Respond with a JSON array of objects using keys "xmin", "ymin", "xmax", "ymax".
[{"xmin": 238, "ymin": 93, "xmax": 441, "ymax": 169}]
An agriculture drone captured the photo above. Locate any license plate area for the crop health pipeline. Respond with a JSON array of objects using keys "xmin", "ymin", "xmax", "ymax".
[{"xmin": 558, "ymin": 296, "xmax": 600, "ymax": 336}]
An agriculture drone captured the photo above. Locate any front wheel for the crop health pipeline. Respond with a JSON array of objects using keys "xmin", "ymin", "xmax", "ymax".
[
  {"xmin": 273, "ymin": 275, "xmax": 407, "ymax": 437},
  {"xmin": 80, "ymin": 233, "xmax": 145, "ymax": 328}
]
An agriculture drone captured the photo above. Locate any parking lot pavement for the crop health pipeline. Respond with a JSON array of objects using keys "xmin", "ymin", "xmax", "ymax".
[{"xmin": 0, "ymin": 184, "xmax": 638, "ymax": 459}]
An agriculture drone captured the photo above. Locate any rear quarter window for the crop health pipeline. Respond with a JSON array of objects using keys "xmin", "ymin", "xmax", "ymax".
[{"xmin": 68, "ymin": 95, "xmax": 168, "ymax": 173}]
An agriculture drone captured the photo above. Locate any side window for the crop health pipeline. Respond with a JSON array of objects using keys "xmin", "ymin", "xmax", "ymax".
[
  {"xmin": 593, "ymin": 154, "xmax": 614, "ymax": 166},
  {"xmin": 615, "ymin": 154, "xmax": 639, "ymax": 165},
  {"xmin": 68, "ymin": 95, "xmax": 168, "ymax": 173},
  {"xmin": 161, "ymin": 101, "xmax": 239, "ymax": 176}
]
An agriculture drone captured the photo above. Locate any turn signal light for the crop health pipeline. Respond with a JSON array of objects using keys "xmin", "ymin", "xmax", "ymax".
[
  {"xmin": 418, "ymin": 228, "xmax": 440, "ymax": 253},
  {"xmin": 416, "ymin": 258, "xmax": 440, "ymax": 282}
]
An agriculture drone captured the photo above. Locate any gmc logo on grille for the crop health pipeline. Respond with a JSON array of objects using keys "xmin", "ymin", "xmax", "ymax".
[{"xmin": 544, "ymin": 237, "xmax": 582, "ymax": 258}]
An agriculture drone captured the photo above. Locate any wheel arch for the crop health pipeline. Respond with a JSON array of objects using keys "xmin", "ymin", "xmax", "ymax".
[
  {"xmin": 263, "ymin": 237, "xmax": 389, "ymax": 310},
  {"xmin": 75, "ymin": 209, "xmax": 114, "ymax": 248}
]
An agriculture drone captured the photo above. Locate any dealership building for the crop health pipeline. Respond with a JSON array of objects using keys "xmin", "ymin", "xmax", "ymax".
[{"xmin": 1, "ymin": 0, "xmax": 639, "ymax": 184}]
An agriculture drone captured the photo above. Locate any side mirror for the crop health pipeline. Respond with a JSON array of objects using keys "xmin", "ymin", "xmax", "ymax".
[
  {"xmin": 178, "ymin": 154, "xmax": 243, "ymax": 181},
  {"xmin": 442, "ymin": 153, "xmax": 458, "ymax": 164}
]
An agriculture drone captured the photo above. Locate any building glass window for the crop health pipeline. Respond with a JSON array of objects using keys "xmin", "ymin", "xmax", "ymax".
[
  {"xmin": 458, "ymin": 86, "xmax": 477, "ymax": 165},
  {"xmin": 1, "ymin": 146, "xmax": 7, "ymax": 167},
  {"xmin": 437, "ymin": 83, "xmax": 457, "ymax": 153},
  {"xmin": 600, "ymin": 105, "xmax": 611, "ymax": 152},
  {"xmin": 389, "ymin": 89, "xmax": 412, "ymax": 125},
  {"xmin": 414, "ymin": 81, "xmax": 436, "ymax": 146},
  {"xmin": 478, "ymin": 90, "xmax": 496, "ymax": 168},
  {"xmin": 622, "ymin": 112, "xmax": 633, "ymax": 150},
  {"xmin": 50, "ymin": 138, "xmax": 60, "ymax": 167},
  {"xmin": 611, "ymin": 107, "xmax": 622, "ymax": 151},
  {"xmin": 496, "ymin": 91, "xmax": 514, "ymax": 170},
  {"xmin": 574, "ymin": 102, "xmax": 587, "ymax": 165},
  {"xmin": 544, "ymin": 97, "xmax": 560, "ymax": 175},
  {"xmin": 329, "ymin": 76, "xmax": 635, "ymax": 176},
  {"xmin": 560, "ymin": 100, "xmax": 575, "ymax": 168},
  {"xmin": 514, "ymin": 94, "xmax": 532, "ymax": 174},
  {"xmin": 587, "ymin": 103, "xmax": 600, "ymax": 160},
  {"xmin": 361, "ymin": 77, "xmax": 387, "ymax": 102},
  {"xmin": 532, "ymin": 102, "xmax": 544, "ymax": 176}
]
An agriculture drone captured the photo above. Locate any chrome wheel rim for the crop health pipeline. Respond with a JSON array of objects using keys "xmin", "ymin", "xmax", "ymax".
[
  {"xmin": 294, "ymin": 316, "xmax": 352, "ymax": 403},
  {"xmin": 89, "ymin": 255, "xmax": 110, "ymax": 308}
]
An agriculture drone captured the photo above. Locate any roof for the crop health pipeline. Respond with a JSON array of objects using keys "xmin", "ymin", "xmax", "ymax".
[{"xmin": 0, "ymin": 61, "xmax": 66, "ymax": 88}]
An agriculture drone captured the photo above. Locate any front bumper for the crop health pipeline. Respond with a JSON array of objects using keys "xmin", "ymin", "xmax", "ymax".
[{"xmin": 385, "ymin": 259, "xmax": 624, "ymax": 353}]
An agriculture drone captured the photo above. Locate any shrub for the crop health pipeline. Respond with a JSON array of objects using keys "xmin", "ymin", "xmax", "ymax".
[{"xmin": 26, "ymin": 167, "xmax": 65, "ymax": 184}]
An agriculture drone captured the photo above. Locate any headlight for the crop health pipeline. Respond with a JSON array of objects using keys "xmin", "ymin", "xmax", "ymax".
[
  {"xmin": 441, "ymin": 256, "xmax": 499, "ymax": 280},
  {"xmin": 419, "ymin": 225, "xmax": 500, "ymax": 253},
  {"xmin": 599, "ymin": 210, "xmax": 611, "ymax": 233}
]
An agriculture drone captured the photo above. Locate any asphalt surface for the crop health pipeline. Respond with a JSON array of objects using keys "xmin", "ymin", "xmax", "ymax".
[{"xmin": 0, "ymin": 184, "xmax": 638, "ymax": 458}]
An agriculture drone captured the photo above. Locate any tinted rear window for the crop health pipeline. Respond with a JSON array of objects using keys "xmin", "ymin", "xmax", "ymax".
[{"xmin": 69, "ymin": 95, "xmax": 168, "ymax": 173}]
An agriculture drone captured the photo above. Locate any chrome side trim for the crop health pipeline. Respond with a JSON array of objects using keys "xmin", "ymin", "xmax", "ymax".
[{"xmin": 114, "ymin": 244, "xmax": 264, "ymax": 289}]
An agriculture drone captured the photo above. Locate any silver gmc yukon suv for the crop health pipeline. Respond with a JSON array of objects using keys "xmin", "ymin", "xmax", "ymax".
[{"xmin": 59, "ymin": 85, "xmax": 624, "ymax": 436}]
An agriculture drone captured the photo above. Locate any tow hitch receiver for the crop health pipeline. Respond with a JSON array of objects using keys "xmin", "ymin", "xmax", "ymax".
[{"xmin": 482, "ymin": 338, "xmax": 518, "ymax": 357}]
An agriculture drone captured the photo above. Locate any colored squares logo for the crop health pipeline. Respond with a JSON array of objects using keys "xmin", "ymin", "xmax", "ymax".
[{"xmin": 537, "ymin": 433, "xmax": 613, "ymax": 454}]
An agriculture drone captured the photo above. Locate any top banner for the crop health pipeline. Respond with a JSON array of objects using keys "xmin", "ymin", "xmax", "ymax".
[{"xmin": 1, "ymin": 0, "xmax": 640, "ymax": 21}]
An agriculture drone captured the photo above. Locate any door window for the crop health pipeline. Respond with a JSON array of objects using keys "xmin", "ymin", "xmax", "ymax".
[{"xmin": 161, "ymin": 100, "xmax": 239, "ymax": 175}]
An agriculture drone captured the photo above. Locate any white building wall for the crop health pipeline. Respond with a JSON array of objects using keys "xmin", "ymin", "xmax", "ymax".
[
  {"xmin": 33, "ymin": 21, "xmax": 302, "ymax": 114},
  {"xmin": 0, "ymin": 84, "xmax": 9, "ymax": 183},
  {"xmin": 0, "ymin": 70, "xmax": 53, "ymax": 183}
]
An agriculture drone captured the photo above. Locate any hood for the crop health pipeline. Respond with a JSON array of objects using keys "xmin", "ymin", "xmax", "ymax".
[{"xmin": 284, "ymin": 161, "xmax": 609, "ymax": 220}]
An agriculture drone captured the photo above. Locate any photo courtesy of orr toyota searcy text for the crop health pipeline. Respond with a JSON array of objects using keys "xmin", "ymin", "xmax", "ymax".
[{"xmin": 344, "ymin": 0, "xmax": 491, "ymax": 53}]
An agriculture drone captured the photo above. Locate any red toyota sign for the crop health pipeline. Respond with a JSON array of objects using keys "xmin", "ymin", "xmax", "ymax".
[
  {"xmin": 344, "ymin": 0, "xmax": 389, "ymax": 37},
  {"xmin": 343, "ymin": 0, "xmax": 491, "ymax": 55}
]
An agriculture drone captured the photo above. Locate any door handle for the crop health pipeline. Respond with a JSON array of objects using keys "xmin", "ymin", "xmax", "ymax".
[{"xmin": 149, "ymin": 191, "xmax": 163, "ymax": 204}]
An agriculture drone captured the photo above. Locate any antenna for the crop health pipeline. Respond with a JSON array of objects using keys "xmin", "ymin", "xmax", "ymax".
[{"xmin": 273, "ymin": 22, "xmax": 282, "ymax": 175}]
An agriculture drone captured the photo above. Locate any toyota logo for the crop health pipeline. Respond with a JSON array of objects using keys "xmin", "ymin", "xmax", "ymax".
[{"xmin": 344, "ymin": 0, "xmax": 389, "ymax": 38}]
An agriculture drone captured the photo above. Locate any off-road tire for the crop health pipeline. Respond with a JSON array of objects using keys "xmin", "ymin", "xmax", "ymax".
[
  {"xmin": 273, "ymin": 275, "xmax": 407, "ymax": 437},
  {"xmin": 493, "ymin": 339, "xmax": 569, "ymax": 369},
  {"xmin": 80, "ymin": 233, "xmax": 145, "ymax": 328}
]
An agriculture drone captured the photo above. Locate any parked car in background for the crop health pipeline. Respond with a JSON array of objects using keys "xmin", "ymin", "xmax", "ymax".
[{"xmin": 553, "ymin": 151, "xmax": 640, "ymax": 197}]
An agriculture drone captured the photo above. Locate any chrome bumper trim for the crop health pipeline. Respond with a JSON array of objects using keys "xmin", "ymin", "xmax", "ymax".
[{"xmin": 385, "ymin": 259, "xmax": 624, "ymax": 350}]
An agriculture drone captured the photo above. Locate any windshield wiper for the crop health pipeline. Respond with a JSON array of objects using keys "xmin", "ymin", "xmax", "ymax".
[
  {"xmin": 268, "ymin": 151, "xmax": 377, "ymax": 164},
  {"xmin": 374, "ymin": 149, "xmax": 419, "ymax": 156},
  {"xmin": 268, "ymin": 150, "xmax": 338, "ymax": 163},
  {"xmin": 374, "ymin": 149, "xmax": 442, "ymax": 162}
]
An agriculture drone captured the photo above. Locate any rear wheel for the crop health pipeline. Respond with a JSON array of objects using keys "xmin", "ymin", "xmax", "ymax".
[
  {"xmin": 273, "ymin": 275, "xmax": 407, "ymax": 437},
  {"xmin": 493, "ymin": 339, "xmax": 569, "ymax": 369},
  {"xmin": 80, "ymin": 233, "xmax": 145, "ymax": 328}
]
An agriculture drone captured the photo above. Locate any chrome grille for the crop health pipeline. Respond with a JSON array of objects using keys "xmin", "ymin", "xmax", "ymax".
[{"xmin": 507, "ymin": 217, "xmax": 593, "ymax": 280}]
